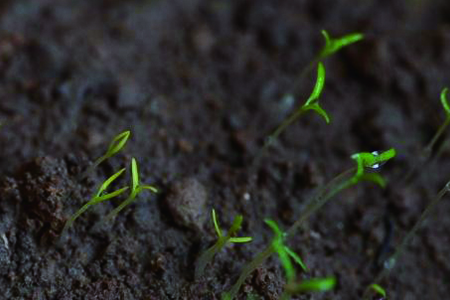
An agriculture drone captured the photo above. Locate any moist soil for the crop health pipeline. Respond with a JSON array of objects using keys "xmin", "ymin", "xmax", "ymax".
[{"xmin": 0, "ymin": 0, "xmax": 450, "ymax": 299}]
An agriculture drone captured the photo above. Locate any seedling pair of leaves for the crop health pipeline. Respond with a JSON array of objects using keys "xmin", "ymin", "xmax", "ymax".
[
  {"xmin": 195, "ymin": 209, "xmax": 252, "ymax": 279},
  {"xmin": 226, "ymin": 149, "xmax": 396, "ymax": 299},
  {"xmin": 63, "ymin": 157, "xmax": 158, "ymax": 233}
]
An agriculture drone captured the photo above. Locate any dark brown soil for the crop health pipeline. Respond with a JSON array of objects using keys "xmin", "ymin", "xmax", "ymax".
[{"xmin": 0, "ymin": 0, "xmax": 450, "ymax": 299}]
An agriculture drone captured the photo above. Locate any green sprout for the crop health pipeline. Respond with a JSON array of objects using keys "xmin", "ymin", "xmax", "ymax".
[
  {"xmin": 318, "ymin": 30, "xmax": 364, "ymax": 60},
  {"xmin": 227, "ymin": 149, "xmax": 396, "ymax": 299},
  {"xmin": 80, "ymin": 130, "xmax": 131, "ymax": 179},
  {"xmin": 105, "ymin": 157, "xmax": 158, "ymax": 221},
  {"xmin": 265, "ymin": 219, "xmax": 308, "ymax": 282},
  {"xmin": 369, "ymin": 283, "xmax": 387, "ymax": 298},
  {"xmin": 195, "ymin": 209, "xmax": 252, "ymax": 279},
  {"xmin": 405, "ymin": 87, "xmax": 450, "ymax": 182},
  {"xmin": 255, "ymin": 62, "xmax": 328, "ymax": 164},
  {"xmin": 289, "ymin": 30, "xmax": 364, "ymax": 93},
  {"xmin": 62, "ymin": 168, "xmax": 129, "ymax": 234},
  {"xmin": 364, "ymin": 179, "xmax": 450, "ymax": 299},
  {"xmin": 285, "ymin": 277, "xmax": 336, "ymax": 294}
]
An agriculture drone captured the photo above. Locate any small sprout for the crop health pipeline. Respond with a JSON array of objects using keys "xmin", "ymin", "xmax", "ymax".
[
  {"xmin": 265, "ymin": 219, "xmax": 308, "ymax": 282},
  {"xmin": 369, "ymin": 283, "xmax": 387, "ymax": 298},
  {"xmin": 62, "ymin": 168, "xmax": 129, "ymax": 233},
  {"xmin": 286, "ymin": 277, "xmax": 336, "ymax": 294},
  {"xmin": 350, "ymin": 148, "xmax": 397, "ymax": 187},
  {"xmin": 255, "ymin": 62, "xmax": 329, "ymax": 164},
  {"xmin": 195, "ymin": 209, "xmax": 252, "ymax": 279},
  {"xmin": 105, "ymin": 157, "xmax": 158, "ymax": 220},
  {"xmin": 80, "ymin": 130, "xmax": 131, "ymax": 179},
  {"xmin": 319, "ymin": 30, "xmax": 364, "ymax": 60}
]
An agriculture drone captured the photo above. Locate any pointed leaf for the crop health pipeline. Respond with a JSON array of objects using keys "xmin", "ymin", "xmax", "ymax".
[
  {"xmin": 304, "ymin": 62, "xmax": 326, "ymax": 106},
  {"xmin": 229, "ymin": 237, "xmax": 252, "ymax": 243},
  {"xmin": 106, "ymin": 130, "xmax": 130, "ymax": 158},
  {"xmin": 212, "ymin": 209, "xmax": 222, "ymax": 237},
  {"xmin": 285, "ymin": 246, "xmax": 308, "ymax": 272},
  {"xmin": 441, "ymin": 87, "xmax": 450, "ymax": 115}
]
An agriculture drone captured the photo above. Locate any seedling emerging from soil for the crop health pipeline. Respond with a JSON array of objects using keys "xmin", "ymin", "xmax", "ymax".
[
  {"xmin": 364, "ymin": 180, "xmax": 450, "ymax": 299},
  {"xmin": 227, "ymin": 149, "xmax": 396, "ymax": 299},
  {"xmin": 195, "ymin": 209, "xmax": 252, "ymax": 279},
  {"xmin": 80, "ymin": 130, "xmax": 131, "ymax": 179},
  {"xmin": 285, "ymin": 277, "xmax": 336, "ymax": 294},
  {"xmin": 405, "ymin": 87, "xmax": 450, "ymax": 182},
  {"xmin": 256, "ymin": 62, "xmax": 328, "ymax": 163},
  {"xmin": 105, "ymin": 158, "xmax": 158, "ymax": 220},
  {"xmin": 62, "ymin": 168, "xmax": 129, "ymax": 233}
]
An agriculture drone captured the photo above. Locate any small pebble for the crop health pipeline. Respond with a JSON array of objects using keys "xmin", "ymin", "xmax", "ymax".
[{"xmin": 165, "ymin": 178, "xmax": 208, "ymax": 230}]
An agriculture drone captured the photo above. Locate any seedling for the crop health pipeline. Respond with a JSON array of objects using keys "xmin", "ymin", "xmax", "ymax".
[
  {"xmin": 255, "ymin": 62, "xmax": 329, "ymax": 164},
  {"xmin": 105, "ymin": 157, "xmax": 158, "ymax": 220},
  {"xmin": 405, "ymin": 87, "xmax": 450, "ymax": 182},
  {"xmin": 265, "ymin": 219, "xmax": 308, "ymax": 282},
  {"xmin": 289, "ymin": 30, "xmax": 364, "ymax": 94},
  {"xmin": 227, "ymin": 149, "xmax": 396, "ymax": 299},
  {"xmin": 285, "ymin": 277, "xmax": 336, "ymax": 294},
  {"xmin": 363, "ymin": 180, "xmax": 450, "ymax": 299},
  {"xmin": 80, "ymin": 130, "xmax": 131, "ymax": 179},
  {"xmin": 195, "ymin": 209, "xmax": 252, "ymax": 279},
  {"xmin": 62, "ymin": 168, "xmax": 129, "ymax": 234}
]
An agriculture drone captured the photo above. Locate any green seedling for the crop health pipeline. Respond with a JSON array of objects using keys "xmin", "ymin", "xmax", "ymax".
[
  {"xmin": 255, "ymin": 62, "xmax": 329, "ymax": 164},
  {"xmin": 195, "ymin": 209, "xmax": 252, "ymax": 279},
  {"xmin": 62, "ymin": 168, "xmax": 129, "ymax": 234},
  {"xmin": 285, "ymin": 277, "xmax": 336, "ymax": 294},
  {"xmin": 363, "ymin": 179, "xmax": 450, "ymax": 299},
  {"xmin": 405, "ymin": 87, "xmax": 450, "ymax": 182},
  {"xmin": 289, "ymin": 30, "xmax": 364, "ymax": 95},
  {"xmin": 265, "ymin": 219, "xmax": 308, "ymax": 282},
  {"xmin": 80, "ymin": 130, "xmax": 131, "ymax": 179},
  {"xmin": 105, "ymin": 157, "xmax": 158, "ymax": 220},
  {"xmin": 227, "ymin": 149, "xmax": 396, "ymax": 299}
]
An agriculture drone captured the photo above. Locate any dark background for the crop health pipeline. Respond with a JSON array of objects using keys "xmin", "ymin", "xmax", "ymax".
[{"xmin": 0, "ymin": 0, "xmax": 449, "ymax": 299}]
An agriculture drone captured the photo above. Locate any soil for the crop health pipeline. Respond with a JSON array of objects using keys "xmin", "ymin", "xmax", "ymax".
[{"xmin": 0, "ymin": 0, "xmax": 450, "ymax": 299}]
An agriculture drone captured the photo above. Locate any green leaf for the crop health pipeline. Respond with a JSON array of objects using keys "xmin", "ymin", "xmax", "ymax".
[
  {"xmin": 290, "ymin": 277, "xmax": 336, "ymax": 293},
  {"xmin": 97, "ymin": 168, "xmax": 127, "ymax": 196},
  {"xmin": 351, "ymin": 148, "xmax": 397, "ymax": 177},
  {"xmin": 131, "ymin": 157, "xmax": 139, "ymax": 192},
  {"xmin": 441, "ymin": 87, "xmax": 450, "ymax": 115},
  {"xmin": 229, "ymin": 237, "xmax": 253, "ymax": 243},
  {"xmin": 212, "ymin": 209, "xmax": 222, "ymax": 237},
  {"xmin": 319, "ymin": 30, "xmax": 364, "ymax": 59},
  {"xmin": 285, "ymin": 246, "xmax": 308, "ymax": 272},
  {"xmin": 304, "ymin": 62, "xmax": 326, "ymax": 106},
  {"xmin": 369, "ymin": 283, "xmax": 387, "ymax": 298}
]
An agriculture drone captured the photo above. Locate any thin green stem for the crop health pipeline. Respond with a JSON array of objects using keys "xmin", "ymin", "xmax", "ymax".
[
  {"xmin": 363, "ymin": 181, "xmax": 450, "ymax": 299},
  {"xmin": 195, "ymin": 237, "xmax": 228, "ymax": 279},
  {"xmin": 254, "ymin": 109, "xmax": 307, "ymax": 166}
]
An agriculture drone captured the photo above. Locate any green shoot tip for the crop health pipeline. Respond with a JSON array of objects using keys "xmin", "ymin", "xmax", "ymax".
[
  {"xmin": 320, "ymin": 30, "xmax": 364, "ymax": 59},
  {"xmin": 441, "ymin": 87, "xmax": 450, "ymax": 115},
  {"xmin": 369, "ymin": 283, "xmax": 387, "ymax": 298},
  {"xmin": 288, "ymin": 277, "xmax": 336, "ymax": 293}
]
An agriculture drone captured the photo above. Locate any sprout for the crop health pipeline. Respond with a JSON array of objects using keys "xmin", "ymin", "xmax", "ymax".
[
  {"xmin": 227, "ymin": 148, "xmax": 396, "ymax": 299},
  {"xmin": 62, "ymin": 168, "xmax": 129, "ymax": 233},
  {"xmin": 318, "ymin": 30, "xmax": 364, "ymax": 60},
  {"xmin": 265, "ymin": 219, "xmax": 308, "ymax": 282},
  {"xmin": 105, "ymin": 158, "xmax": 158, "ymax": 220},
  {"xmin": 195, "ymin": 209, "xmax": 252, "ymax": 279},
  {"xmin": 255, "ymin": 62, "xmax": 329, "ymax": 164},
  {"xmin": 350, "ymin": 148, "xmax": 397, "ymax": 187},
  {"xmin": 80, "ymin": 130, "xmax": 131, "ymax": 179}
]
